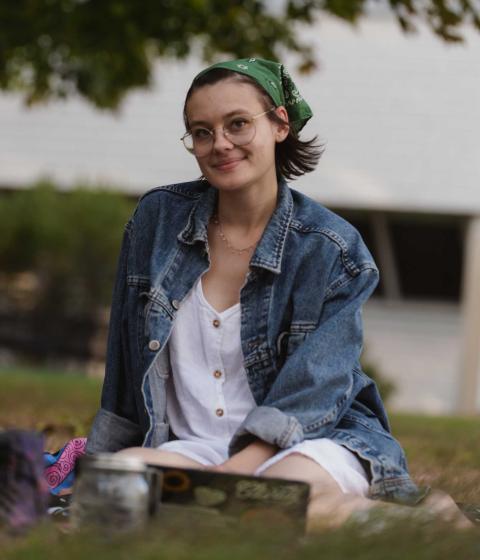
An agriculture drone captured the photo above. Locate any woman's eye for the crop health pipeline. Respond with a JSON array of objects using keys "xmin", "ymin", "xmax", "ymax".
[
  {"xmin": 192, "ymin": 128, "xmax": 211, "ymax": 140},
  {"xmin": 229, "ymin": 118, "xmax": 248, "ymax": 131}
]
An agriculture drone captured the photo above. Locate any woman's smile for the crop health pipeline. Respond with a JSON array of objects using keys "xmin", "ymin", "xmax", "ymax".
[{"xmin": 212, "ymin": 156, "xmax": 246, "ymax": 172}]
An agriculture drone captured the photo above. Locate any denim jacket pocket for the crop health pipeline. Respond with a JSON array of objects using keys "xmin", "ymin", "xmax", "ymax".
[{"xmin": 276, "ymin": 321, "xmax": 317, "ymax": 358}]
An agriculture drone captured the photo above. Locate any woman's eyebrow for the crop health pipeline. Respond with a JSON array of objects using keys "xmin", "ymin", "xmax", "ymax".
[{"xmin": 189, "ymin": 109, "xmax": 251, "ymax": 127}]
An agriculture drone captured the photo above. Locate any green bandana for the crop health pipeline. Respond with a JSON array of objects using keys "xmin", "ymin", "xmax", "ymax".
[{"xmin": 194, "ymin": 58, "xmax": 313, "ymax": 133}]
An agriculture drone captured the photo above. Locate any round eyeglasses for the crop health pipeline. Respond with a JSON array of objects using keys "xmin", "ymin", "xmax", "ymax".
[{"xmin": 181, "ymin": 108, "xmax": 275, "ymax": 156}]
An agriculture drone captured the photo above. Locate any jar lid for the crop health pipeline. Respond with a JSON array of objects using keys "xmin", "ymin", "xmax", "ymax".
[{"xmin": 79, "ymin": 453, "xmax": 148, "ymax": 473}]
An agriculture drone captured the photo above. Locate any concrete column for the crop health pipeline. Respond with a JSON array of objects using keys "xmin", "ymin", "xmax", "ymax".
[
  {"xmin": 458, "ymin": 215, "xmax": 480, "ymax": 414},
  {"xmin": 370, "ymin": 212, "xmax": 401, "ymax": 301}
]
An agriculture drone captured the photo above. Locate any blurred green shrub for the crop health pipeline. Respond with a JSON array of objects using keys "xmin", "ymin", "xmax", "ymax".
[
  {"xmin": 0, "ymin": 180, "xmax": 135, "ymax": 316},
  {"xmin": 361, "ymin": 359, "xmax": 396, "ymax": 405}
]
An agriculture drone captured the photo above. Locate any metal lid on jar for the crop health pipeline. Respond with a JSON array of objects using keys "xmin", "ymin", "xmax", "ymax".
[{"xmin": 79, "ymin": 453, "xmax": 148, "ymax": 473}]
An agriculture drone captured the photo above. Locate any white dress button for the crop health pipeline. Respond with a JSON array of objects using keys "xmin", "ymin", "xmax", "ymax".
[
  {"xmin": 172, "ymin": 299, "xmax": 180, "ymax": 310},
  {"xmin": 148, "ymin": 340, "xmax": 161, "ymax": 351}
]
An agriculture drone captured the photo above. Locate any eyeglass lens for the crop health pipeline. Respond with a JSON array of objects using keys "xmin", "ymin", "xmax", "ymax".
[{"xmin": 183, "ymin": 115, "xmax": 256, "ymax": 155}]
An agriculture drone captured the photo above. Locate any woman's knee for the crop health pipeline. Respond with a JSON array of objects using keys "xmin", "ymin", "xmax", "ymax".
[{"xmin": 259, "ymin": 452, "xmax": 343, "ymax": 496}]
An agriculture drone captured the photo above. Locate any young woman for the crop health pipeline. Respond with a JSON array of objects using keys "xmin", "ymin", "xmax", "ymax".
[{"xmin": 86, "ymin": 58, "xmax": 425, "ymax": 526}]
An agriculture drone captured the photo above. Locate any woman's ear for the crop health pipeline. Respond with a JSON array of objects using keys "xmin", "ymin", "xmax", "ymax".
[{"xmin": 274, "ymin": 106, "xmax": 290, "ymax": 142}]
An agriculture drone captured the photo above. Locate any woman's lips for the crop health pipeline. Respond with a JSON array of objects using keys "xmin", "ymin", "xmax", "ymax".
[{"xmin": 213, "ymin": 158, "xmax": 244, "ymax": 172}]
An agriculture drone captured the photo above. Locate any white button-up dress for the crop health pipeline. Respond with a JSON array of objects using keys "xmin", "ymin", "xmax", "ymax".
[{"xmin": 158, "ymin": 278, "xmax": 369, "ymax": 495}]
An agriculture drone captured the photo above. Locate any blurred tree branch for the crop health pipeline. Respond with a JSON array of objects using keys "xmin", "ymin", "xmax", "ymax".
[{"xmin": 0, "ymin": 0, "xmax": 478, "ymax": 109}]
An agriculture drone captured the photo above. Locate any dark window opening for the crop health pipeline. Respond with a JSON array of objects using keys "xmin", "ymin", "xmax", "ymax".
[
  {"xmin": 390, "ymin": 218, "xmax": 463, "ymax": 301},
  {"xmin": 330, "ymin": 209, "xmax": 464, "ymax": 302}
]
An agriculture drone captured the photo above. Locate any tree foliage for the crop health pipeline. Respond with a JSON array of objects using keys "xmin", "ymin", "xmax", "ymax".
[{"xmin": 0, "ymin": 0, "xmax": 479, "ymax": 109}]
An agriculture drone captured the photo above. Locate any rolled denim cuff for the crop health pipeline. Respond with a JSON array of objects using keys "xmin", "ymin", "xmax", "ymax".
[
  {"xmin": 228, "ymin": 405, "xmax": 304, "ymax": 456},
  {"xmin": 86, "ymin": 408, "xmax": 143, "ymax": 454},
  {"xmin": 369, "ymin": 477, "xmax": 427, "ymax": 505}
]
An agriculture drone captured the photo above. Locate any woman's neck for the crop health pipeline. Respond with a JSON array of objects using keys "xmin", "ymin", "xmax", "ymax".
[{"xmin": 216, "ymin": 180, "xmax": 278, "ymax": 232}]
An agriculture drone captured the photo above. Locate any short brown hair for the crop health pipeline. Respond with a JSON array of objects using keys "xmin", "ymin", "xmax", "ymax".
[{"xmin": 183, "ymin": 69, "xmax": 324, "ymax": 180}]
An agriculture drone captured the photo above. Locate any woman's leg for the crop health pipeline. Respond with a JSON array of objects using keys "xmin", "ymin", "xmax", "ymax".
[
  {"xmin": 115, "ymin": 447, "xmax": 205, "ymax": 469},
  {"xmin": 258, "ymin": 452, "xmax": 375, "ymax": 531},
  {"xmin": 260, "ymin": 452, "xmax": 473, "ymax": 531}
]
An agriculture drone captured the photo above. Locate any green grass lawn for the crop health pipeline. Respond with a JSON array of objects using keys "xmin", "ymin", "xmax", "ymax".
[
  {"xmin": 0, "ymin": 367, "xmax": 102, "ymax": 450},
  {"xmin": 1, "ymin": 367, "xmax": 479, "ymax": 558},
  {"xmin": 391, "ymin": 414, "xmax": 480, "ymax": 504}
]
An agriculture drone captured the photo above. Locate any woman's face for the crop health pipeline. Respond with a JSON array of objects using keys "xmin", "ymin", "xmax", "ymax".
[{"xmin": 185, "ymin": 79, "xmax": 289, "ymax": 194}]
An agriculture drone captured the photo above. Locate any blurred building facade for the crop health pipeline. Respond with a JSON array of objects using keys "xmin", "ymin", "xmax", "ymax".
[{"xmin": 1, "ymin": 12, "xmax": 479, "ymax": 414}]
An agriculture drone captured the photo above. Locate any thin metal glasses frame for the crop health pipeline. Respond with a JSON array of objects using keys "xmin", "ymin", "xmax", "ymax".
[{"xmin": 180, "ymin": 107, "xmax": 275, "ymax": 155}]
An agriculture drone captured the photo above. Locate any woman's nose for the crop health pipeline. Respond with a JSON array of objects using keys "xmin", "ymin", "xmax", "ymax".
[{"xmin": 212, "ymin": 127, "xmax": 234, "ymax": 151}]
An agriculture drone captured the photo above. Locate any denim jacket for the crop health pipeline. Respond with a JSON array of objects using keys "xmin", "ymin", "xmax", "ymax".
[{"xmin": 87, "ymin": 178, "xmax": 421, "ymax": 503}]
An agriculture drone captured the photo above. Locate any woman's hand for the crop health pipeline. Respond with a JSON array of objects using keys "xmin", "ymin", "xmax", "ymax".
[{"xmin": 204, "ymin": 439, "xmax": 278, "ymax": 476}]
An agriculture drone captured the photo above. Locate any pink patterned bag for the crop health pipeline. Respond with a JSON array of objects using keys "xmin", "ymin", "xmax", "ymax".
[{"xmin": 44, "ymin": 437, "xmax": 87, "ymax": 495}]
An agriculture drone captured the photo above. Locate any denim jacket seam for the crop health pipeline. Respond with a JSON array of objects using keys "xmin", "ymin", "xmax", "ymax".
[
  {"xmin": 279, "ymin": 416, "xmax": 298, "ymax": 447},
  {"xmin": 342, "ymin": 412, "xmax": 387, "ymax": 435},
  {"xmin": 368, "ymin": 476, "xmax": 419, "ymax": 499},
  {"xmin": 304, "ymin": 413, "xmax": 335, "ymax": 433},
  {"xmin": 127, "ymin": 275, "xmax": 150, "ymax": 287},
  {"xmin": 325, "ymin": 273, "xmax": 356, "ymax": 301},
  {"xmin": 177, "ymin": 188, "xmax": 216, "ymax": 245},
  {"xmin": 145, "ymin": 295, "xmax": 175, "ymax": 320},
  {"xmin": 304, "ymin": 390, "xmax": 351, "ymax": 433},
  {"xmin": 274, "ymin": 196, "xmax": 293, "ymax": 264},
  {"xmin": 325, "ymin": 267, "xmax": 377, "ymax": 300},
  {"xmin": 270, "ymin": 220, "xmax": 287, "ymax": 269},
  {"xmin": 379, "ymin": 475, "xmax": 416, "ymax": 486},
  {"xmin": 252, "ymin": 191, "xmax": 293, "ymax": 273},
  {"xmin": 289, "ymin": 321, "xmax": 317, "ymax": 333},
  {"xmin": 304, "ymin": 411, "xmax": 335, "ymax": 433},
  {"xmin": 334, "ymin": 432, "xmax": 391, "ymax": 487},
  {"xmin": 137, "ymin": 182, "xmax": 204, "ymax": 205},
  {"xmin": 288, "ymin": 223, "xmax": 364, "ymax": 276}
]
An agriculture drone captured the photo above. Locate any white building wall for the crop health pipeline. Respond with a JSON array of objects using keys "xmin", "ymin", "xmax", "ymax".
[{"xmin": 302, "ymin": 15, "xmax": 480, "ymax": 214}]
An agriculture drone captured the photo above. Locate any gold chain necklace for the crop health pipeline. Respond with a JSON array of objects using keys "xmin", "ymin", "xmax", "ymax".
[{"xmin": 212, "ymin": 215, "xmax": 259, "ymax": 255}]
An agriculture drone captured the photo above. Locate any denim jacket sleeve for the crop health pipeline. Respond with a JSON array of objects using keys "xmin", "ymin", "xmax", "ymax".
[
  {"xmin": 228, "ymin": 263, "xmax": 379, "ymax": 456},
  {"xmin": 86, "ymin": 220, "xmax": 144, "ymax": 454}
]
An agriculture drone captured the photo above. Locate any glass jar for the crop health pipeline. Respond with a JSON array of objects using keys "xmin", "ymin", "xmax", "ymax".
[{"xmin": 71, "ymin": 453, "xmax": 160, "ymax": 532}]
